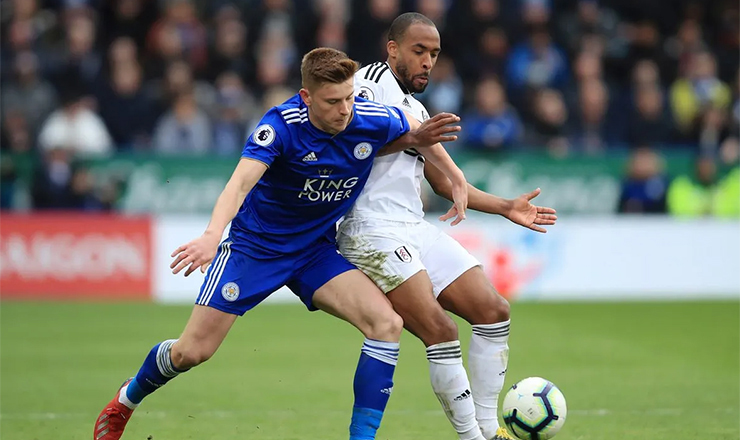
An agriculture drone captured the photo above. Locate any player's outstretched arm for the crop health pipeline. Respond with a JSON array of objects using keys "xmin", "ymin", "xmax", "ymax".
[
  {"xmin": 424, "ymin": 162, "xmax": 558, "ymax": 233},
  {"xmin": 170, "ymin": 158, "xmax": 268, "ymax": 276}
]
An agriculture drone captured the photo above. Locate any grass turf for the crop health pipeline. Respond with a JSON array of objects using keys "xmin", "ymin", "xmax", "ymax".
[{"xmin": 1, "ymin": 300, "xmax": 738, "ymax": 440}]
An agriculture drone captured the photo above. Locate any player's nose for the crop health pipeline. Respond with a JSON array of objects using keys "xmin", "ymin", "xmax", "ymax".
[{"xmin": 421, "ymin": 54, "xmax": 432, "ymax": 70}]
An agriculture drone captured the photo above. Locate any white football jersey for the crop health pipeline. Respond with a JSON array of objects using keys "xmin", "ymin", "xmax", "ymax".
[{"xmin": 346, "ymin": 61, "xmax": 431, "ymax": 222}]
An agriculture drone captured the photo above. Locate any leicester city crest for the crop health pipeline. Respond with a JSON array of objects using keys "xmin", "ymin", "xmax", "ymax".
[
  {"xmin": 221, "ymin": 282, "xmax": 240, "ymax": 302},
  {"xmin": 354, "ymin": 142, "xmax": 373, "ymax": 160}
]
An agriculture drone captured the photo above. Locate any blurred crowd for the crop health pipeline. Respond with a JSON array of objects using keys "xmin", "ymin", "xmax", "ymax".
[{"xmin": 1, "ymin": 0, "xmax": 738, "ymax": 215}]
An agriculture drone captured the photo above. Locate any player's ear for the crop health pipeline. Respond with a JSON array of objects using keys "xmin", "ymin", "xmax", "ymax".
[
  {"xmin": 387, "ymin": 40, "xmax": 399, "ymax": 58},
  {"xmin": 299, "ymin": 88, "xmax": 311, "ymax": 107}
]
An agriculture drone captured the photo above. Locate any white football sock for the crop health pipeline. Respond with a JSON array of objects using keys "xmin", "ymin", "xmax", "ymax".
[
  {"xmin": 469, "ymin": 320, "xmax": 510, "ymax": 439},
  {"xmin": 427, "ymin": 341, "xmax": 486, "ymax": 440},
  {"xmin": 117, "ymin": 383, "xmax": 139, "ymax": 410}
]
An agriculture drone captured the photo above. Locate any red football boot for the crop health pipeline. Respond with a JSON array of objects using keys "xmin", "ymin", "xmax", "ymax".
[{"xmin": 93, "ymin": 379, "xmax": 135, "ymax": 440}]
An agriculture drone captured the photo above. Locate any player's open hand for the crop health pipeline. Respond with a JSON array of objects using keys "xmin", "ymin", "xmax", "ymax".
[
  {"xmin": 170, "ymin": 231, "xmax": 222, "ymax": 277},
  {"xmin": 439, "ymin": 181, "xmax": 468, "ymax": 226},
  {"xmin": 415, "ymin": 112, "xmax": 461, "ymax": 146},
  {"xmin": 506, "ymin": 188, "xmax": 557, "ymax": 233}
]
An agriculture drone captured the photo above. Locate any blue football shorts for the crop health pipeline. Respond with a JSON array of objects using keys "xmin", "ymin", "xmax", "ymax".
[{"xmin": 194, "ymin": 239, "xmax": 356, "ymax": 315}]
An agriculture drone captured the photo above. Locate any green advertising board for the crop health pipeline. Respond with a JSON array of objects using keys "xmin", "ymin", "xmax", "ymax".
[{"xmin": 1, "ymin": 151, "xmax": 696, "ymax": 215}]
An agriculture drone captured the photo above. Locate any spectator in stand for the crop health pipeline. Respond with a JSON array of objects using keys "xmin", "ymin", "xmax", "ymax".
[
  {"xmin": 463, "ymin": 78, "xmax": 523, "ymax": 152},
  {"xmin": 621, "ymin": 20, "xmax": 673, "ymax": 85},
  {"xmin": 152, "ymin": 90, "xmax": 211, "ymax": 155},
  {"xmin": 705, "ymin": 0, "xmax": 739, "ymax": 81},
  {"xmin": 556, "ymin": 0, "xmax": 625, "ymax": 58},
  {"xmin": 627, "ymin": 84, "xmax": 675, "ymax": 147},
  {"xmin": 31, "ymin": 147, "xmax": 75, "ymax": 209},
  {"xmin": 564, "ymin": 50, "xmax": 604, "ymax": 112},
  {"xmin": 568, "ymin": 78, "xmax": 615, "ymax": 152},
  {"xmin": 1, "ymin": 110, "xmax": 33, "ymax": 154},
  {"xmin": 148, "ymin": 60, "xmax": 217, "ymax": 118},
  {"xmin": 415, "ymin": 0, "xmax": 450, "ymax": 30},
  {"xmin": 96, "ymin": 60, "xmax": 157, "ymax": 151},
  {"xmin": 48, "ymin": 12, "xmax": 103, "ymax": 94},
  {"xmin": 524, "ymin": 88, "xmax": 570, "ymax": 155},
  {"xmin": 207, "ymin": 15, "xmax": 252, "ymax": 83},
  {"xmin": 670, "ymin": 50, "xmax": 732, "ymax": 143},
  {"xmin": 252, "ymin": 4, "xmax": 299, "ymax": 90},
  {"xmin": 211, "ymin": 72, "xmax": 256, "ymax": 157},
  {"xmin": 617, "ymin": 147, "xmax": 669, "ymax": 214},
  {"xmin": 314, "ymin": 0, "xmax": 348, "ymax": 52},
  {"xmin": 631, "ymin": 59, "xmax": 662, "ymax": 89},
  {"xmin": 146, "ymin": 0, "xmax": 208, "ymax": 77},
  {"xmin": 445, "ymin": 0, "xmax": 505, "ymax": 81},
  {"xmin": 347, "ymin": 0, "xmax": 401, "ymax": 64},
  {"xmin": 98, "ymin": 0, "xmax": 159, "ymax": 50},
  {"xmin": 505, "ymin": 25, "xmax": 569, "ymax": 105},
  {"xmin": 1, "ymin": 0, "xmax": 57, "ymax": 82},
  {"xmin": 37, "ymin": 86, "xmax": 114, "ymax": 157},
  {"xmin": 665, "ymin": 18, "xmax": 707, "ymax": 78},
  {"xmin": 68, "ymin": 167, "xmax": 110, "ymax": 211},
  {"xmin": 474, "ymin": 27, "xmax": 509, "ymax": 81},
  {"xmin": 106, "ymin": 36, "xmax": 140, "ymax": 69},
  {"xmin": 1, "ymin": 51, "xmax": 58, "ymax": 137},
  {"xmin": 667, "ymin": 155, "xmax": 739, "ymax": 217}
]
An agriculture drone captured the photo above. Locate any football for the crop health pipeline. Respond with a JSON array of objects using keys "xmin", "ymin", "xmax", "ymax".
[{"xmin": 502, "ymin": 377, "xmax": 567, "ymax": 440}]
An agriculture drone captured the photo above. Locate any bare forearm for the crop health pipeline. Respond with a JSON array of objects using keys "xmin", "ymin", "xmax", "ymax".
[
  {"xmin": 430, "ymin": 169, "xmax": 512, "ymax": 215},
  {"xmin": 204, "ymin": 182, "xmax": 248, "ymax": 236},
  {"xmin": 204, "ymin": 158, "xmax": 265, "ymax": 236},
  {"xmin": 419, "ymin": 144, "xmax": 465, "ymax": 185},
  {"xmin": 464, "ymin": 186, "xmax": 512, "ymax": 215}
]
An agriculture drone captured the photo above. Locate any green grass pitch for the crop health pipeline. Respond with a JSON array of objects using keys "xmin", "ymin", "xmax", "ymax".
[{"xmin": 1, "ymin": 300, "xmax": 738, "ymax": 440}]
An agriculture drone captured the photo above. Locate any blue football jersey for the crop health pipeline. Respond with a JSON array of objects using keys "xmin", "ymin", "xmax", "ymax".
[{"xmin": 231, "ymin": 94, "xmax": 410, "ymax": 257}]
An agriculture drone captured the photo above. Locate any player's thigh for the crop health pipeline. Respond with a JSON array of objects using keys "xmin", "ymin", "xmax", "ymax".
[
  {"xmin": 437, "ymin": 266, "xmax": 510, "ymax": 325},
  {"xmin": 419, "ymin": 225, "xmax": 482, "ymax": 298},
  {"xmin": 337, "ymin": 219, "xmax": 426, "ymax": 294},
  {"xmin": 178, "ymin": 241, "xmax": 294, "ymax": 361},
  {"xmin": 386, "ymin": 270, "xmax": 458, "ymax": 346},
  {"xmin": 311, "ymin": 269, "xmax": 402, "ymax": 342}
]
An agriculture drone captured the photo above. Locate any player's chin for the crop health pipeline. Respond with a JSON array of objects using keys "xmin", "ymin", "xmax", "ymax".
[{"xmin": 412, "ymin": 83, "xmax": 429, "ymax": 94}]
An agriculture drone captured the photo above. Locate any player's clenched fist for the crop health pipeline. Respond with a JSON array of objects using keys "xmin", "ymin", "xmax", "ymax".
[{"xmin": 170, "ymin": 230, "xmax": 222, "ymax": 277}]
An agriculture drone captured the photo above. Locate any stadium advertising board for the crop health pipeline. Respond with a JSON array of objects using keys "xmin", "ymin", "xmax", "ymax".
[
  {"xmin": 2, "ymin": 151, "xmax": 698, "ymax": 215},
  {"xmin": 446, "ymin": 216, "xmax": 740, "ymax": 300},
  {"xmin": 0, "ymin": 214, "xmax": 152, "ymax": 299},
  {"xmin": 152, "ymin": 216, "xmax": 739, "ymax": 303}
]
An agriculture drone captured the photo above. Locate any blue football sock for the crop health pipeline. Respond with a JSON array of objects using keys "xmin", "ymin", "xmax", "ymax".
[
  {"xmin": 125, "ymin": 339, "xmax": 187, "ymax": 405},
  {"xmin": 349, "ymin": 338, "xmax": 399, "ymax": 440}
]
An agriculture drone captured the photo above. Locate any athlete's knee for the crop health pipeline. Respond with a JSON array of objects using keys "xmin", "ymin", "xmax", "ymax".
[
  {"xmin": 472, "ymin": 290, "xmax": 511, "ymax": 324},
  {"xmin": 416, "ymin": 312, "xmax": 459, "ymax": 346},
  {"xmin": 486, "ymin": 291, "xmax": 511, "ymax": 323},
  {"xmin": 170, "ymin": 340, "xmax": 215, "ymax": 369},
  {"xmin": 366, "ymin": 311, "xmax": 404, "ymax": 341}
]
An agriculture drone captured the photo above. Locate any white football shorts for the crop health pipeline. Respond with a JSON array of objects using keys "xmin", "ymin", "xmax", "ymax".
[{"xmin": 337, "ymin": 218, "xmax": 481, "ymax": 297}]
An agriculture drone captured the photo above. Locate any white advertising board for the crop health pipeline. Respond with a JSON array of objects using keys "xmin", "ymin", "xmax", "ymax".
[{"xmin": 153, "ymin": 215, "xmax": 740, "ymax": 303}]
